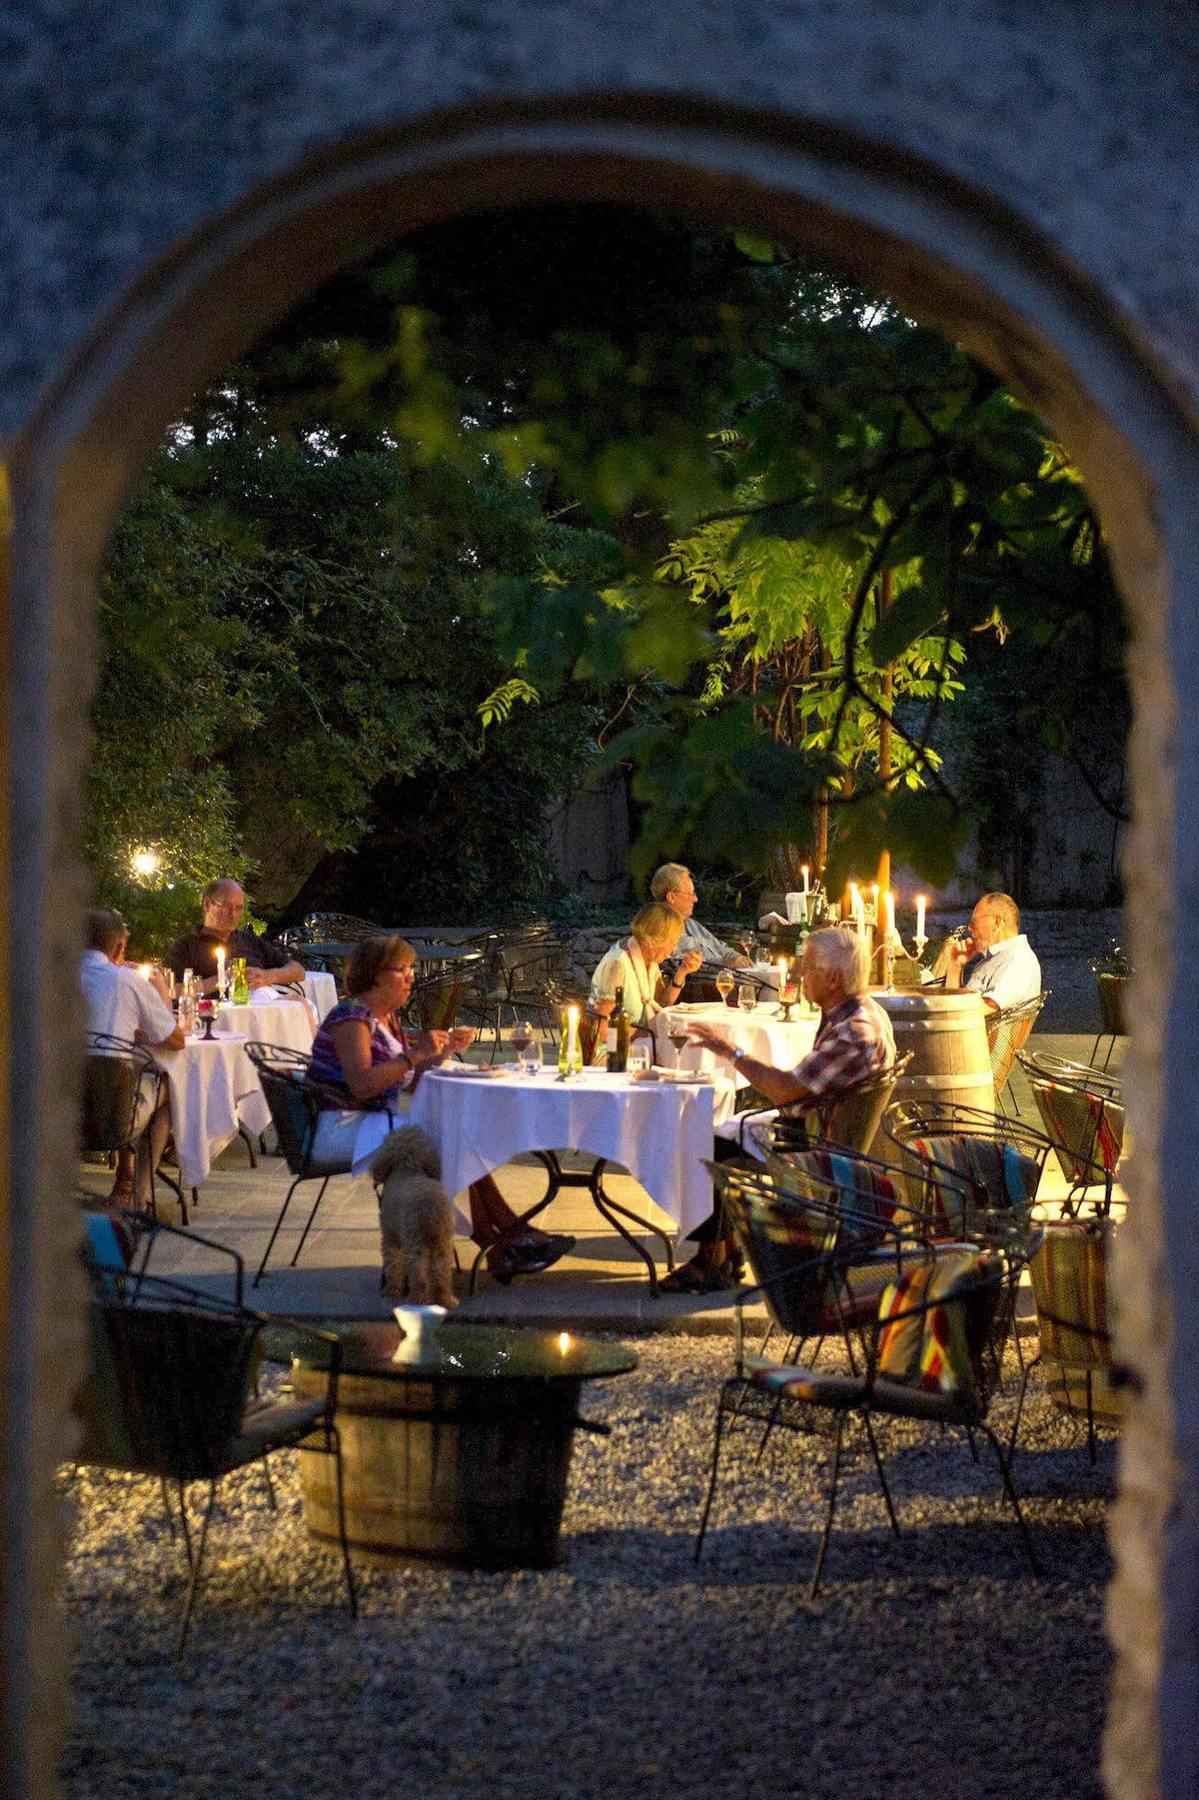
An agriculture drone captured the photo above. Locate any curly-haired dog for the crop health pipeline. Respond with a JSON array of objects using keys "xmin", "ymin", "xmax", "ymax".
[{"xmin": 369, "ymin": 1125, "xmax": 458, "ymax": 1306}]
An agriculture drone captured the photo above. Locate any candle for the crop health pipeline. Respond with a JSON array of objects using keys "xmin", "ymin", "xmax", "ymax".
[
  {"xmin": 849, "ymin": 883, "xmax": 865, "ymax": 936},
  {"xmin": 801, "ymin": 864, "xmax": 810, "ymax": 898},
  {"xmin": 884, "ymin": 892, "xmax": 896, "ymax": 941},
  {"xmin": 215, "ymin": 946, "xmax": 226, "ymax": 995},
  {"xmin": 916, "ymin": 895, "xmax": 927, "ymax": 943},
  {"xmin": 776, "ymin": 957, "xmax": 787, "ymax": 992}
]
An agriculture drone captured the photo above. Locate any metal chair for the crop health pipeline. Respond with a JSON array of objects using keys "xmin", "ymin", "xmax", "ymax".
[
  {"xmin": 74, "ymin": 1235, "xmax": 356, "ymax": 1654},
  {"xmin": 884, "ymin": 1099, "xmax": 1055, "ymax": 1242},
  {"xmin": 1017, "ymin": 1052, "xmax": 1124, "ymax": 1215},
  {"xmin": 694, "ymin": 1164, "xmax": 1039, "ymax": 1592},
  {"xmin": 82, "ymin": 1031, "xmax": 185, "ymax": 1222},
  {"xmin": 244, "ymin": 1042, "xmax": 364, "ymax": 1287},
  {"xmin": 1011, "ymin": 1215, "xmax": 1117, "ymax": 1466},
  {"xmin": 985, "ymin": 991, "xmax": 1047, "ymax": 1116},
  {"xmin": 730, "ymin": 1056, "xmax": 911, "ymax": 1157}
]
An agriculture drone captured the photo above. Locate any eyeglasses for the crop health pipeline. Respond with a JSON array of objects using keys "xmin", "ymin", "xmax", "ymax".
[{"xmin": 383, "ymin": 965, "xmax": 414, "ymax": 975}]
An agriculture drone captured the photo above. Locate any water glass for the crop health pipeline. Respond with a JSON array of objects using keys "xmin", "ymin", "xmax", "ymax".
[
  {"xmin": 737, "ymin": 984, "xmax": 756, "ymax": 1014},
  {"xmin": 627, "ymin": 1041, "xmax": 651, "ymax": 1075},
  {"xmin": 518, "ymin": 1035, "xmax": 542, "ymax": 1077}
]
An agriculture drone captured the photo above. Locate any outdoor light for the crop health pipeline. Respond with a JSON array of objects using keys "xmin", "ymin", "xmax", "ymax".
[{"xmin": 130, "ymin": 848, "xmax": 160, "ymax": 878}]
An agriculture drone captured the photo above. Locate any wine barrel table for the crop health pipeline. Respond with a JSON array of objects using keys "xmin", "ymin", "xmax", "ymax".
[
  {"xmin": 293, "ymin": 1322, "xmax": 636, "ymax": 1569},
  {"xmin": 873, "ymin": 988, "xmax": 996, "ymax": 1126}
]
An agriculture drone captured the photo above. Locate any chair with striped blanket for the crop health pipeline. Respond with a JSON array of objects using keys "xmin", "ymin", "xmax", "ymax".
[
  {"xmin": 694, "ymin": 1197, "xmax": 1039, "ymax": 1593},
  {"xmin": 1012, "ymin": 1216, "xmax": 1117, "ymax": 1464},
  {"xmin": 1016, "ymin": 1052, "xmax": 1123, "ymax": 1214},
  {"xmin": 885, "ymin": 1101, "xmax": 1050, "ymax": 1249}
]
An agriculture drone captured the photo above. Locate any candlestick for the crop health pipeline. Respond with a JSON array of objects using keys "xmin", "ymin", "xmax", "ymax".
[
  {"xmin": 215, "ymin": 945, "xmax": 226, "ymax": 998},
  {"xmin": 915, "ymin": 895, "xmax": 927, "ymax": 956}
]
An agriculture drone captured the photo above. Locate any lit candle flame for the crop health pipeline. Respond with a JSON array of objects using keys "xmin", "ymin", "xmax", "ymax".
[
  {"xmin": 557, "ymin": 1331, "xmax": 573, "ymax": 1356},
  {"xmin": 138, "ymin": 963, "xmax": 152, "ymax": 981}
]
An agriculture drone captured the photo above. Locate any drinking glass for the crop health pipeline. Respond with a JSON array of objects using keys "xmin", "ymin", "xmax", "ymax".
[
  {"xmin": 519, "ymin": 1036, "xmax": 542, "ymax": 1077},
  {"xmin": 627, "ymin": 1040, "xmax": 651, "ymax": 1075},
  {"xmin": 669, "ymin": 1030, "xmax": 690, "ymax": 1072},
  {"xmin": 737, "ymin": 983, "xmax": 756, "ymax": 1014},
  {"xmin": 715, "ymin": 970, "xmax": 735, "ymax": 1006}
]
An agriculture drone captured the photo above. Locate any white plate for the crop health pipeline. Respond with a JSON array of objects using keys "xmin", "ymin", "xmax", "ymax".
[{"xmin": 430, "ymin": 1064, "xmax": 512, "ymax": 1079}]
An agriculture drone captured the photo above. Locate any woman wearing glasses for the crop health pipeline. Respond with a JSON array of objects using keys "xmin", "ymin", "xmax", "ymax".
[{"xmin": 308, "ymin": 934, "xmax": 571, "ymax": 1278}]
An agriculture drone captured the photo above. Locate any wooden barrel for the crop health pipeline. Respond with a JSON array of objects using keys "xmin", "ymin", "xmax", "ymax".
[
  {"xmin": 295, "ymin": 1366, "xmax": 583, "ymax": 1568},
  {"xmin": 875, "ymin": 989, "xmax": 996, "ymax": 1122}
]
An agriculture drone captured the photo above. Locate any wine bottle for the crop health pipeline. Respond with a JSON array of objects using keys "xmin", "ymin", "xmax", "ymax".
[
  {"xmin": 615, "ymin": 998, "xmax": 631, "ymax": 1074},
  {"xmin": 606, "ymin": 986, "xmax": 624, "ymax": 1072}
]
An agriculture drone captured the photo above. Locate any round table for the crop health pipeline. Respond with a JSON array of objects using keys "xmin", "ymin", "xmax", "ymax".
[
  {"xmin": 292, "ymin": 1321, "xmax": 636, "ymax": 1567},
  {"xmin": 214, "ymin": 992, "xmax": 316, "ymax": 1054},
  {"xmin": 151, "ymin": 1032, "xmax": 271, "ymax": 1190},
  {"xmin": 653, "ymin": 1001, "xmax": 819, "ymax": 1084}
]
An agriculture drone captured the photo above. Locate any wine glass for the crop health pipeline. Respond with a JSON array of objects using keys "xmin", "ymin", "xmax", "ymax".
[
  {"xmin": 715, "ymin": 969, "xmax": 735, "ymax": 1006},
  {"xmin": 737, "ymin": 983, "xmax": 756, "ymax": 1015},
  {"xmin": 738, "ymin": 932, "xmax": 756, "ymax": 963},
  {"xmin": 669, "ymin": 1029, "xmax": 690, "ymax": 1073},
  {"xmin": 510, "ymin": 1017, "xmax": 537, "ymax": 1075}
]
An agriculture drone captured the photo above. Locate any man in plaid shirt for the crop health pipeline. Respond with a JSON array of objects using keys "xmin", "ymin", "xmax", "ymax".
[
  {"xmin": 689, "ymin": 926, "xmax": 895, "ymax": 1112},
  {"xmin": 661, "ymin": 929, "xmax": 894, "ymax": 1292}
]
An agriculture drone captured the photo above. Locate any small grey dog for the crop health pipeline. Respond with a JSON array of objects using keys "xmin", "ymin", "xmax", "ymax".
[{"xmin": 369, "ymin": 1125, "xmax": 458, "ymax": 1307}]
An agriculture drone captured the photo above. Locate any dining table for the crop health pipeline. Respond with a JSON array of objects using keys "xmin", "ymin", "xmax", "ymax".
[
  {"xmin": 150, "ymin": 1031, "xmax": 271, "ymax": 1192},
  {"xmin": 214, "ymin": 987, "xmax": 319, "ymax": 1054},
  {"xmin": 652, "ymin": 1000, "xmax": 820, "ymax": 1087},
  {"xmin": 345, "ymin": 1063, "xmax": 736, "ymax": 1291}
]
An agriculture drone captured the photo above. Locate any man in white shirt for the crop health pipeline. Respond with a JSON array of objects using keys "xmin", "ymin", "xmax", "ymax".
[
  {"xmin": 650, "ymin": 863, "xmax": 750, "ymax": 970},
  {"xmin": 81, "ymin": 909, "xmax": 183, "ymax": 1205},
  {"xmin": 942, "ymin": 892, "xmax": 1041, "ymax": 1013}
]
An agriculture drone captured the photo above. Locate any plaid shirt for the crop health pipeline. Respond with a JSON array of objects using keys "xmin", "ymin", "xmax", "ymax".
[{"xmin": 792, "ymin": 993, "xmax": 895, "ymax": 1098}]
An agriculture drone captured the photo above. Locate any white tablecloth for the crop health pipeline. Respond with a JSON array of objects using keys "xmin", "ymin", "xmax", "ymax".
[
  {"xmin": 653, "ymin": 1002, "xmax": 819, "ymax": 1084},
  {"xmin": 215, "ymin": 994, "xmax": 317, "ymax": 1054},
  {"xmin": 357, "ymin": 1067, "xmax": 728, "ymax": 1239},
  {"xmin": 303, "ymin": 971, "xmax": 338, "ymax": 1022},
  {"xmin": 151, "ymin": 1033, "xmax": 271, "ymax": 1191}
]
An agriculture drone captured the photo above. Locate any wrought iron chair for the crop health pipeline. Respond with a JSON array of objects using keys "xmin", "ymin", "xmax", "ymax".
[
  {"xmin": 694, "ymin": 1163, "xmax": 1039, "ymax": 1592},
  {"xmin": 74, "ymin": 1239, "xmax": 356, "ymax": 1654},
  {"xmin": 1017, "ymin": 1052, "xmax": 1124, "ymax": 1214},
  {"xmin": 1011, "ymin": 1215, "xmax": 1117, "ymax": 1466},
  {"xmin": 884, "ymin": 1099, "xmax": 1054, "ymax": 1242},
  {"xmin": 244, "ymin": 1042, "xmax": 368, "ymax": 1287},
  {"xmin": 82, "ymin": 1031, "xmax": 185, "ymax": 1223},
  {"xmin": 985, "ymin": 991, "xmax": 1047, "ymax": 1116},
  {"xmin": 466, "ymin": 935, "xmax": 571, "ymax": 1060},
  {"xmin": 728, "ymin": 1055, "xmax": 911, "ymax": 1157}
]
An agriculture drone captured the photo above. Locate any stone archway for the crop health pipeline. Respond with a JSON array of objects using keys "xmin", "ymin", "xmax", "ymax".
[{"xmin": 7, "ymin": 98, "xmax": 1198, "ymax": 1797}]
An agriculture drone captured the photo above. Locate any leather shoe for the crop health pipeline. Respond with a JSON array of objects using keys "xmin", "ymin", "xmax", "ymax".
[{"xmin": 489, "ymin": 1233, "xmax": 575, "ymax": 1282}]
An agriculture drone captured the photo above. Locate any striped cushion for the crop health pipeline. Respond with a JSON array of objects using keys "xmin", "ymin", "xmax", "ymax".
[
  {"xmin": 1030, "ymin": 1222, "xmax": 1111, "ymax": 1368},
  {"xmin": 1030, "ymin": 1082, "xmax": 1124, "ymax": 1182},
  {"xmin": 907, "ymin": 1136, "xmax": 1040, "ymax": 1235},
  {"xmin": 877, "ymin": 1248, "xmax": 991, "ymax": 1396},
  {"xmin": 767, "ymin": 1148, "xmax": 897, "ymax": 1248}
]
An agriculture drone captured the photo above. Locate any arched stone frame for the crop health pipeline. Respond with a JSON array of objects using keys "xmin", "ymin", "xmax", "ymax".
[{"xmin": 5, "ymin": 98, "xmax": 1197, "ymax": 1796}]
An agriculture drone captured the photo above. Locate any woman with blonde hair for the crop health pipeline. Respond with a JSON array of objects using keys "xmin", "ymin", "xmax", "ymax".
[
  {"xmin": 309, "ymin": 934, "xmax": 572, "ymax": 1279},
  {"xmin": 589, "ymin": 902, "xmax": 704, "ymax": 1028}
]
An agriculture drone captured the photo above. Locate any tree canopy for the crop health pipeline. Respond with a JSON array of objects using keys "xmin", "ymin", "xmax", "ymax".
[{"xmin": 90, "ymin": 203, "xmax": 1128, "ymax": 941}]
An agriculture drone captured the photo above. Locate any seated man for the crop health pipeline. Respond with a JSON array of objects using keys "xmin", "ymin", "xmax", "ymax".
[
  {"xmin": 81, "ymin": 908, "xmax": 183, "ymax": 1206},
  {"xmin": 666, "ymin": 927, "xmax": 896, "ymax": 1291},
  {"xmin": 938, "ymin": 891, "xmax": 1041, "ymax": 1013},
  {"xmin": 165, "ymin": 878, "xmax": 307, "ymax": 995},
  {"xmin": 650, "ymin": 863, "xmax": 750, "ymax": 970}
]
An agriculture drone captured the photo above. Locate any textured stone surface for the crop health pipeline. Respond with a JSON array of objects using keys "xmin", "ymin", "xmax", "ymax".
[{"xmin": 0, "ymin": 2, "xmax": 1195, "ymax": 442}]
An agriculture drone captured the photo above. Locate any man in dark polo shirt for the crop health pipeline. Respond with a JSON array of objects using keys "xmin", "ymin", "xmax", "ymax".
[{"xmin": 166, "ymin": 878, "xmax": 306, "ymax": 994}]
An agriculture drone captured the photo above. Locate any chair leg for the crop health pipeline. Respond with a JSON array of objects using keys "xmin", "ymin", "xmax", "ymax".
[
  {"xmin": 330, "ymin": 1426, "xmax": 359, "ymax": 1621},
  {"xmin": 253, "ymin": 1173, "xmax": 305, "ymax": 1287},
  {"xmin": 1085, "ymin": 1368, "xmax": 1097, "ymax": 1467},
  {"xmin": 694, "ymin": 1389, "xmax": 732, "ymax": 1563},
  {"xmin": 176, "ymin": 1477, "xmax": 194, "ymax": 1572},
  {"xmin": 966, "ymin": 1426, "xmax": 981, "ymax": 1465},
  {"xmin": 809, "ymin": 1414, "xmax": 845, "ymax": 1599},
  {"xmin": 1008, "ymin": 1353, "xmax": 1039, "ymax": 1464},
  {"xmin": 755, "ymin": 1394, "xmax": 785, "ymax": 1461},
  {"xmin": 289, "ymin": 1177, "xmax": 331, "ymax": 1269},
  {"xmin": 979, "ymin": 1424, "xmax": 1042, "ymax": 1577},
  {"xmin": 260, "ymin": 1455, "xmax": 277, "ymax": 1512},
  {"xmin": 862, "ymin": 1413, "xmax": 900, "ymax": 1538},
  {"xmin": 176, "ymin": 1480, "xmax": 218, "ymax": 1656},
  {"xmin": 238, "ymin": 1125, "xmax": 259, "ymax": 1169},
  {"xmin": 158, "ymin": 1475, "xmax": 177, "ymax": 1542}
]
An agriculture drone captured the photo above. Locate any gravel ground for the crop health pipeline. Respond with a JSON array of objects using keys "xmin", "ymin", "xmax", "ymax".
[{"xmin": 60, "ymin": 1337, "xmax": 1111, "ymax": 1800}]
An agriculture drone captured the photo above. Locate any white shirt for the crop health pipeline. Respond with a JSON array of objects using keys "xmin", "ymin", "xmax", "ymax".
[
  {"xmin": 966, "ymin": 934, "xmax": 1042, "ymax": 1011},
  {"xmin": 81, "ymin": 950, "xmax": 177, "ymax": 1048},
  {"xmin": 589, "ymin": 939, "xmax": 663, "ymax": 1026}
]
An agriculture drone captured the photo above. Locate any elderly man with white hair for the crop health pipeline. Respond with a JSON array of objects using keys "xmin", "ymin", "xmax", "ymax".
[
  {"xmin": 939, "ymin": 891, "xmax": 1041, "ymax": 1014},
  {"xmin": 661, "ymin": 927, "xmax": 895, "ymax": 1292},
  {"xmin": 650, "ymin": 863, "xmax": 750, "ymax": 970}
]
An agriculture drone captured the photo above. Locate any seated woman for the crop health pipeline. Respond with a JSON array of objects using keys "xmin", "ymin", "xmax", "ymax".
[
  {"xmin": 308, "ymin": 934, "xmax": 572, "ymax": 1279},
  {"xmin": 589, "ymin": 902, "xmax": 703, "ymax": 1028}
]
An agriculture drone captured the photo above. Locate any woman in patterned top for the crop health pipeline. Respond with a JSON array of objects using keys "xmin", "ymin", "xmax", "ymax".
[{"xmin": 310, "ymin": 934, "xmax": 572, "ymax": 1279}]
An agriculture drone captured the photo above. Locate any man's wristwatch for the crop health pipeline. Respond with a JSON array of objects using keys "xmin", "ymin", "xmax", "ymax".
[{"xmin": 730, "ymin": 1046, "xmax": 746, "ymax": 1064}]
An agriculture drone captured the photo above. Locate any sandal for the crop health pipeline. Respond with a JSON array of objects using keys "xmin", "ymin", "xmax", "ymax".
[{"xmin": 658, "ymin": 1257, "xmax": 715, "ymax": 1295}]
